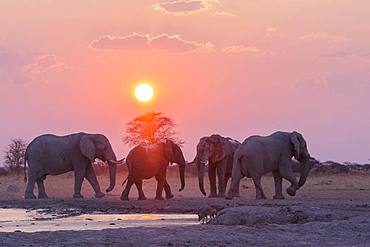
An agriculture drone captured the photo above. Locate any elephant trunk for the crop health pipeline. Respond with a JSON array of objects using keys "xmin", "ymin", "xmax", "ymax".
[
  {"xmin": 178, "ymin": 162, "xmax": 185, "ymax": 191},
  {"xmin": 298, "ymin": 158, "xmax": 317, "ymax": 188},
  {"xmin": 197, "ymin": 161, "xmax": 207, "ymax": 196},
  {"xmin": 106, "ymin": 162, "xmax": 117, "ymax": 192},
  {"xmin": 298, "ymin": 169, "xmax": 308, "ymax": 188},
  {"xmin": 105, "ymin": 150, "xmax": 118, "ymax": 193}
]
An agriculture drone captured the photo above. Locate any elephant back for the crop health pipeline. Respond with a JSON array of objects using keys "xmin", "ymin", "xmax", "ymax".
[
  {"xmin": 128, "ymin": 143, "xmax": 167, "ymax": 165},
  {"xmin": 226, "ymin": 137, "xmax": 241, "ymax": 150},
  {"xmin": 126, "ymin": 146, "xmax": 147, "ymax": 165}
]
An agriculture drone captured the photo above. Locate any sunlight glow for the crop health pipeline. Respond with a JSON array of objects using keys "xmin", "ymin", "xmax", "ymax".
[{"xmin": 134, "ymin": 83, "xmax": 154, "ymax": 102}]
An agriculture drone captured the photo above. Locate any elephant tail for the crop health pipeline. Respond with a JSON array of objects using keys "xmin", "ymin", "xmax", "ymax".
[
  {"xmin": 24, "ymin": 151, "xmax": 28, "ymax": 183},
  {"xmin": 121, "ymin": 176, "xmax": 128, "ymax": 186}
]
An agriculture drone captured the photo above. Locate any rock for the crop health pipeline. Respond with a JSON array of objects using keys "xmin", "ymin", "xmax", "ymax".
[
  {"xmin": 209, "ymin": 206, "xmax": 347, "ymax": 226},
  {"xmin": 6, "ymin": 184, "xmax": 19, "ymax": 193}
]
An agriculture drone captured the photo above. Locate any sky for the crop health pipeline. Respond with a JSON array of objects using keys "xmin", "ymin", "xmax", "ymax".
[{"xmin": 0, "ymin": 0, "xmax": 369, "ymax": 164}]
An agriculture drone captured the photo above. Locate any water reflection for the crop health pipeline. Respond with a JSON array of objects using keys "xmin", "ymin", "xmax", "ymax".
[{"xmin": 0, "ymin": 208, "xmax": 198, "ymax": 233}]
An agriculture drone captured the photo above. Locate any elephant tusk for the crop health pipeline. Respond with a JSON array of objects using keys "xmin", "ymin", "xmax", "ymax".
[{"xmin": 109, "ymin": 158, "xmax": 125, "ymax": 164}]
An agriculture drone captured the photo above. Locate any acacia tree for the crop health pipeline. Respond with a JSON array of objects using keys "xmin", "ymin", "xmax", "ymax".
[
  {"xmin": 4, "ymin": 138, "xmax": 28, "ymax": 174},
  {"xmin": 123, "ymin": 112, "xmax": 183, "ymax": 147}
]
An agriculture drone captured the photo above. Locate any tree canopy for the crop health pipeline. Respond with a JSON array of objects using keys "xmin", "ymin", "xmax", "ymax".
[
  {"xmin": 123, "ymin": 112, "xmax": 183, "ymax": 147},
  {"xmin": 4, "ymin": 138, "xmax": 27, "ymax": 174}
]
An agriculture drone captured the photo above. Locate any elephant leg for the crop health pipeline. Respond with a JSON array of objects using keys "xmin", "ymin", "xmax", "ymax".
[
  {"xmin": 252, "ymin": 176, "xmax": 266, "ymax": 199},
  {"xmin": 225, "ymin": 173, "xmax": 240, "ymax": 197},
  {"xmin": 216, "ymin": 161, "xmax": 226, "ymax": 197},
  {"xmin": 85, "ymin": 166, "xmax": 104, "ymax": 198},
  {"xmin": 272, "ymin": 170, "xmax": 284, "ymax": 199},
  {"xmin": 164, "ymin": 180, "xmax": 174, "ymax": 199},
  {"xmin": 121, "ymin": 176, "xmax": 134, "ymax": 201},
  {"xmin": 224, "ymin": 174, "xmax": 230, "ymax": 192},
  {"xmin": 154, "ymin": 170, "xmax": 166, "ymax": 200},
  {"xmin": 73, "ymin": 166, "xmax": 86, "ymax": 198},
  {"xmin": 36, "ymin": 177, "xmax": 48, "ymax": 199},
  {"xmin": 135, "ymin": 180, "xmax": 146, "ymax": 200},
  {"xmin": 233, "ymin": 179, "xmax": 241, "ymax": 197},
  {"xmin": 225, "ymin": 159, "xmax": 243, "ymax": 200},
  {"xmin": 208, "ymin": 164, "xmax": 217, "ymax": 198},
  {"xmin": 25, "ymin": 176, "xmax": 37, "ymax": 199},
  {"xmin": 279, "ymin": 163, "xmax": 299, "ymax": 196}
]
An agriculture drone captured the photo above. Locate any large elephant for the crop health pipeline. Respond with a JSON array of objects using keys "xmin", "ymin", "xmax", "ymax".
[
  {"xmin": 24, "ymin": 133, "xmax": 122, "ymax": 199},
  {"xmin": 120, "ymin": 140, "xmax": 186, "ymax": 201},
  {"xmin": 226, "ymin": 131, "xmax": 317, "ymax": 200},
  {"xmin": 193, "ymin": 134, "xmax": 241, "ymax": 198}
]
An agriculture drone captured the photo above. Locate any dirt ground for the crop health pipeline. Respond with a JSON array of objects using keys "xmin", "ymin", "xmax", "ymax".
[{"xmin": 0, "ymin": 172, "xmax": 370, "ymax": 246}]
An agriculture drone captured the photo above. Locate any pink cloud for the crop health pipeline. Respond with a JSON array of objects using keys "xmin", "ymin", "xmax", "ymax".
[
  {"xmin": 222, "ymin": 45, "xmax": 260, "ymax": 54},
  {"xmin": 89, "ymin": 33, "xmax": 149, "ymax": 50},
  {"xmin": 212, "ymin": 11, "xmax": 236, "ymax": 17},
  {"xmin": 90, "ymin": 33, "xmax": 214, "ymax": 53},
  {"xmin": 153, "ymin": 0, "xmax": 218, "ymax": 15},
  {"xmin": 319, "ymin": 51, "xmax": 349, "ymax": 58},
  {"xmin": 23, "ymin": 55, "xmax": 70, "ymax": 76},
  {"xmin": 299, "ymin": 33, "xmax": 348, "ymax": 43}
]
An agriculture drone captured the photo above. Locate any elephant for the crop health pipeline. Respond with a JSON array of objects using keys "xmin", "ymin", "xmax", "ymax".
[
  {"xmin": 120, "ymin": 140, "xmax": 186, "ymax": 201},
  {"xmin": 24, "ymin": 132, "xmax": 123, "ymax": 199},
  {"xmin": 193, "ymin": 134, "xmax": 241, "ymax": 198},
  {"xmin": 226, "ymin": 131, "xmax": 317, "ymax": 200}
]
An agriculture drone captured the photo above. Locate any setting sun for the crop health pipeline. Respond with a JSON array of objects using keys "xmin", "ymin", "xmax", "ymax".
[{"xmin": 134, "ymin": 83, "xmax": 154, "ymax": 102}]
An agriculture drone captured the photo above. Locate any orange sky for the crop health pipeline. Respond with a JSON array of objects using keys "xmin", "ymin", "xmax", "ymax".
[{"xmin": 1, "ymin": 0, "xmax": 370, "ymax": 163}]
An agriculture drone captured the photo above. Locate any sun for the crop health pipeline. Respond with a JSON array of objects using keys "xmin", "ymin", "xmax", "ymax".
[{"xmin": 134, "ymin": 83, "xmax": 154, "ymax": 102}]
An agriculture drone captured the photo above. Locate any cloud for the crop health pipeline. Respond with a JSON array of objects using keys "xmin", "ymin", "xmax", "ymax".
[
  {"xmin": 89, "ymin": 33, "xmax": 149, "ymax": 51},
  {"xmin": 153, "ymin": 0, "xmax": 218, "ymax": 15},
  {"xmin": 222, "ymin": 45, "xmax": 260, "ymax": 54},
  {"xmin": 319, "ymin": 51, "xmax": 370, "ymax": 63},
  {"xmin": 90, "ymin": 33, "xmax": 214, "ymax": 53},
  {"xmin": 319, "ymin": 51, "xmax": 349, "ymax": 58},
  {"xmin": 23, "ymin": 55, "xmax": 70, "ymax": 76},
  {"xmin": 299, "ymin": 33, "xmax": 348, "ymax": 43},
  {"xmin": 0, "ymin": 51, "xmax": 69, "ymax": 84},
  {"xmin": 212, "ymin": 11, "xmax": 236, "ymax": 17}
]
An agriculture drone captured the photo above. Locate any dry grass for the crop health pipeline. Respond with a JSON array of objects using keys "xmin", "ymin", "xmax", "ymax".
[{"xmin": 1, "ymin": 171, "xmax": 369, "ymax": 201}]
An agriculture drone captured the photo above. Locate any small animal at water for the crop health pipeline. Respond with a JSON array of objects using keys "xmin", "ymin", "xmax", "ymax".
[{"xmin": 198, "ymin": 207, "xmax": 217, "ymax": 224}]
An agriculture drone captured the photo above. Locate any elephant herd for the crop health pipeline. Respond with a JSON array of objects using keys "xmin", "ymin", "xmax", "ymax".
[{"xmin": 23, "ymin": 131, "xmax": 317, "ymax": 201}]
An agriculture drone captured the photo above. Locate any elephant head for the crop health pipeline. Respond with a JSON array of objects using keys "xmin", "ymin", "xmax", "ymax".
[
  {"xmin": 164, "ymin": 140, "xmax": 186, "ymax": 191},
  {"xmin": 290, "ymin": 131, "xmax": 311, "ymax": 162},
  {"xmin": 80, "ymin": 134, "xmax": 123, "ymax": 193},
  {"xmin": 195, "ymin": 135, "xmax": 228, "ymax": 196}
]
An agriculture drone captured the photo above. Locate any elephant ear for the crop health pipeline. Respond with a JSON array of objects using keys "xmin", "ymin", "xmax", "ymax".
[
  {"xmin": 164, "ymin": 140, "xmax": 175, "ymax": 161},
  {"xmin": 80, "ymin": 135, "xmax": 96, "ymax": 163},
  {"xmin": 209, "ymin": 135, "xmax": 226, "ymax": 163},
  {"xmin": 290, "ymin": 131, "xmax": 301, "ymax": 160}
]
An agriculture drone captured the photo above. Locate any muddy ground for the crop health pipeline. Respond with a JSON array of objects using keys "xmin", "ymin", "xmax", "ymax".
[{"xmin": 0, "ymin": 172, "xmax": 370, "ymax": 246}]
